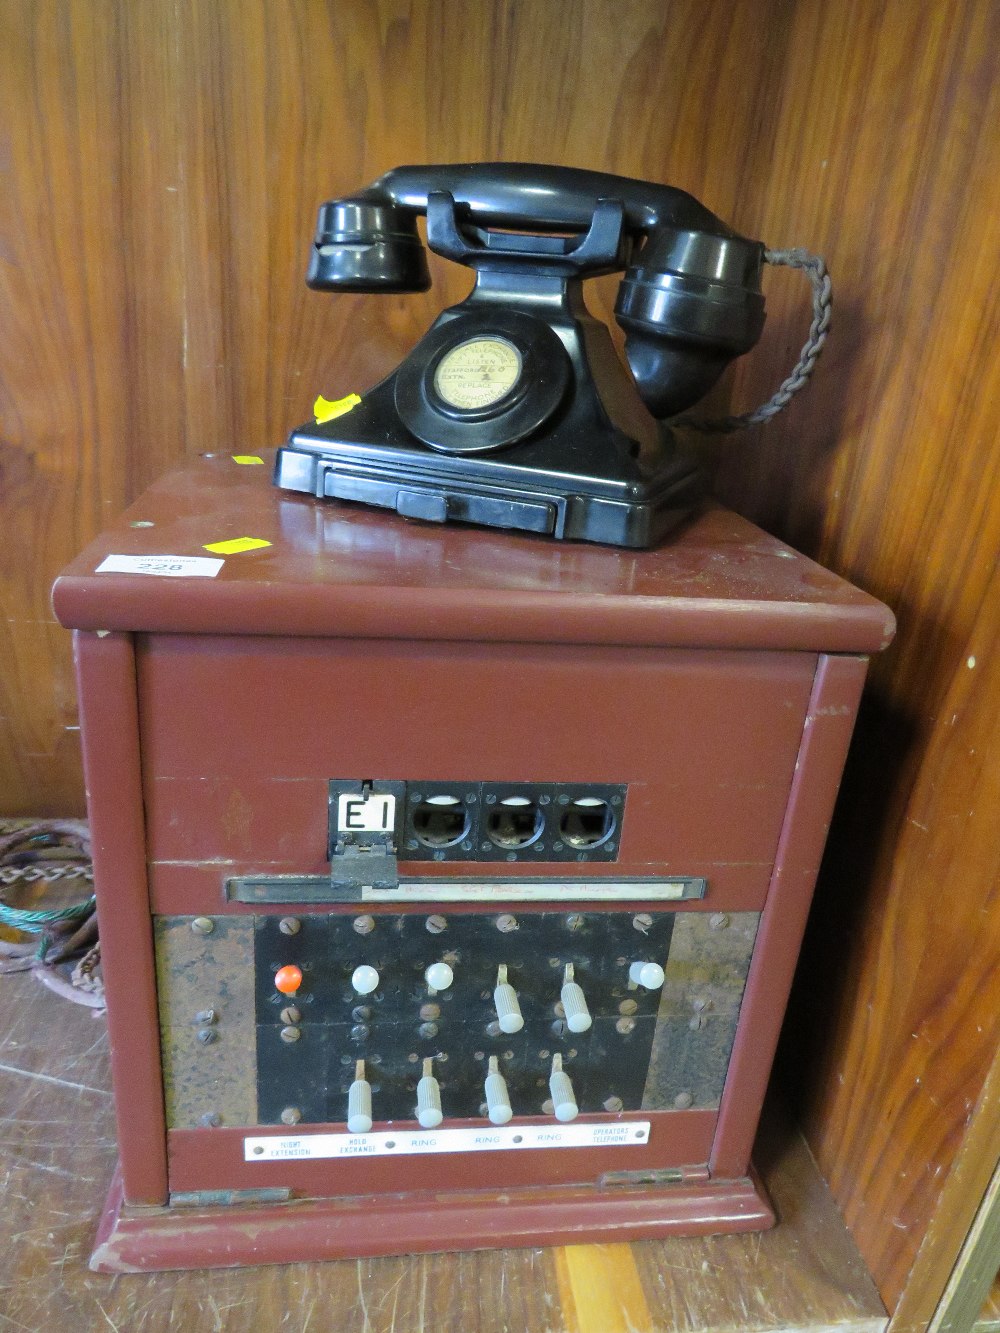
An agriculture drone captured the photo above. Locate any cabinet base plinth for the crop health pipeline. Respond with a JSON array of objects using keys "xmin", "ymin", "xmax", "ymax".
[{"xmin": 89, "ymin": 1160, "xmax": 776, "ymax": 1273}]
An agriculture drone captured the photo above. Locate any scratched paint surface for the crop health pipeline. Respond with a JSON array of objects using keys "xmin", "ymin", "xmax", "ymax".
[{"xmin": 0, "ymin": 972, "xmax": 886, "ymax": 1332}]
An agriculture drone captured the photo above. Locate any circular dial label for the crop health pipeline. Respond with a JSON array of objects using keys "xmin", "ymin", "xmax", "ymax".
[{"xmin": 433, "ymin": 337, "xmax": 523, "ymax": 411}]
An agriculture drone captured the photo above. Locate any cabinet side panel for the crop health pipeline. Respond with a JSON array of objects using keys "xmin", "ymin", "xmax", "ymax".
[
  {"xmin": 710, "ymin": 654, "xmax": 869, "ymax": 1178},
  {"xmin": 73, "ymin": 630, "xmax": 168, "ymax": 1205}
]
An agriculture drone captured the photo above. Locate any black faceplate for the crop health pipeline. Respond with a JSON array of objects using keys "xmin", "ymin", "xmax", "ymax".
[{"xmin": 254, "ymin": 908, "xmax": 674, "ymax": 1126}]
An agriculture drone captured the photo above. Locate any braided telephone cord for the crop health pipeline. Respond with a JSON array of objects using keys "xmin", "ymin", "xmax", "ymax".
[
  {"xmin": 674, "ymin": 248, "xmax": 832, "ymax": 434},
  {"xmin": 0, "ymin": 864, "xmax": 93, "ymax": 886}
]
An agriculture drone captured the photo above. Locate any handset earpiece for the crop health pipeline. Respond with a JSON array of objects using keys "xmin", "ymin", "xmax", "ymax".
[
  {"xmin": 307, "ymin": 197, "xmax": 430, "ymax": 293},
  {"xmin": 615, "ymin": 227, "xmax": 765, "ymax": 418}
]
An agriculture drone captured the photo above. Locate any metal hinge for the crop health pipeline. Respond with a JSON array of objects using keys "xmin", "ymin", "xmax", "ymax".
[
  {"xmin": 169, "ymin": 1187, "xmax": 292, "ymax": 1209},
  {"xmin": 599, "ymin": 1163, "xmax": 712, "ymax": 1188}
]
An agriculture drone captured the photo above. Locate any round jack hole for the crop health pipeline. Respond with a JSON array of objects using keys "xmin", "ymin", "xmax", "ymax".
[
  {"xmin": 486, "ymin": 796, "xmax": 543, "ymax": 850},
  {"xmin": 559, "ymin": 797, "xmax": 615, "ymax": 850},
  {"xmin": 412, "ymin": 794, "xmax": 469, "ymax": 848}
]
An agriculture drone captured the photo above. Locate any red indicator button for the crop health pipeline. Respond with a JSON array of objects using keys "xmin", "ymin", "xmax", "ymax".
[{"xmin": 274, "ymin": 964, "xmax": 303, "ymax": 996}]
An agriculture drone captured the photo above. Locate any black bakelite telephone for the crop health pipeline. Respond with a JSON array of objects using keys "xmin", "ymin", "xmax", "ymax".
[{"xmin": 276, "ymin": 164, "xmax": 827, "ymax": 548}]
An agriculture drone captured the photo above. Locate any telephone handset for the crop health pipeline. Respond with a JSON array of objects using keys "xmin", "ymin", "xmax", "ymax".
[{"xmin": 276, "ymin": 164, "xmax": 822, "ymax": 548}]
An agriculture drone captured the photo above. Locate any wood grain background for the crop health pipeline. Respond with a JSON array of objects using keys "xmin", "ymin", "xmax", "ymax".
[{"xmin": 1, "ymin": 0, "xmax": 997, "ymax": 1320}]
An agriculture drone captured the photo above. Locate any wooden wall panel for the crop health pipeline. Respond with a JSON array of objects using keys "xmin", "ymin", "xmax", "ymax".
[
  {"xmin": 708, "ymin": 0, "xmax": 1000, "ymax": 1315},
  {"xmin": 2, "ymin": 0, "xmax": 998, "ymax": 1319},
  {"xmin": 0, "ymin": 0, "xmax": 791, "ymax": 816}
]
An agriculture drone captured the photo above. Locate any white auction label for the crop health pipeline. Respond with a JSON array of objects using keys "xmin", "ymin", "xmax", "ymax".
[
  {"xmin": 245, "ymin": 1121, "xmax": 651, "ymax": 1162},
  {"xmin": 337, "ymin": 793, "xmax": 396, "ymax": 833},
  {"xmin": 95, "ymin": 554, "xmax": 224, "ymax": 578}
]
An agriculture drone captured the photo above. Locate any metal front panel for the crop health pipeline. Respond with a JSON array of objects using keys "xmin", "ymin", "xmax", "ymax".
[
  {"xmin": 155, "ymin": 906, "xmax": 758, "ymax": 1131},
  {"xmin": 155, "ymin": 915, "xmax": 257, "ymax": 1129},
  {"xmin": 642, "ymin": 911, "xmax": 759, "ymax": 1111}
]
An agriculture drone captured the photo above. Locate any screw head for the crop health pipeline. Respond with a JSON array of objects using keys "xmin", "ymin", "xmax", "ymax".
[
  {"xmin": 418, "ymin": 1021, "xmax": 439, "ymax": 1039},
  {"xmin": 615, "ymin": 1016, "xmax": 636, "ymax": 1035},
  {"xmin": 191, "ymin": 917, "xmax": 214, "ymax": 936},
  {"xmin": 352, "ymin": 915, "xmax": 376, "ymax": 935},
  {"xmin": 196, "ymin": 1027, "xmax": 217, "ymax": 1045},
  {"xmin": 709, "ymin": 913, "xmax": 730, "ymax": 930},
  {"xmin": 603, "ymin": 1096, "xmax": 624, "ymax": 1113},
  {"xmin": 618, "ymin": 998, "xmax": 638, "ymax": 1016},
  {"xmin": 496, "ymin": 914, "xmax": 519, "ymax": 934},
  {"xmin": 279, "ymin": 1006, "xmax": 301, "ymax": 1025},
  {"xmin": 194, "ymin": 1008, "xmax": 218, "ymax": 1025},
  {"xmin": 566, "ymin": 914, "xmax": 585, "ymax": 931},
  {"xmin": 280, "ymin": 1107, "xmax": 302, "ymax": 1125},
  {"xmin": 198, "ymin": 1111, "xmax": 223, "ymax": 1127},
  {"xmin": 279, "ymin": 1026, "xmax": 302, "ymax": 1043},
  {"xmin": 632, "ymin": 913, "xmax": 654, "ymax": 934},
  {"xmin": 278, "ymin": 917, "xmax": 301, "ymax": 936},
  {"xmin": 674, "ymin": 1090, "xmax": 694, "ymax": 1110},
  {"xmin": 425, "ymin": 915, "xmax": 447, "ymax": 935}
]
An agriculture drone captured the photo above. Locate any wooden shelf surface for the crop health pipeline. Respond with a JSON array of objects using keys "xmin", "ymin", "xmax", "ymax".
[{"xmin": 0, "ymin": 968, "xmax": 886, "ymax": 1332}]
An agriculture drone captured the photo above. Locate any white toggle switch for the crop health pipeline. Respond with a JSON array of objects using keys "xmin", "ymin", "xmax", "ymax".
[
  {"xmin": 485, "ymin": 1056, "xmax": 513, "ymax": 1125},
  {"xmin": 560, "ymin": 963, "xmax": 592, "ymax": 1033},
  {"xmin": 493, "ymin": 964, "xmax": 524, "ymax": 1034},
  {"xmin": 629, "ymin": 961, "xmax": 666, "ymax": 990},
  {"xmin": 549, "ymin": 1054, "xmax": 578, "ymax": 1122},
  {"xmin": 416, "ymin": 1057, "xmax": 443, "ymax": 1129},
  {"xmin": 347, "ymin": 1059, "xmax": 373, "ymax": 1133},
  {"xmin": 425, "ymin": 961, "xmax": 454, "ymax": 992},
  {"xmin": 351, "ymin": 964, "xmax": 380, "ymax": 995}
]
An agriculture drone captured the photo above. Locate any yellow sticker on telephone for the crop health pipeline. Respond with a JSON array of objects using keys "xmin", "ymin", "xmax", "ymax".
[
  {"xmin": 232, "ymin": 455, "xmax": 264, "ymax": 465},
  {"xmin": 203, "ymin": 537, "xmax": 272, "ymax": 555},
  {"xmin": 314, "ymin": 392, "xmax": 361, "ymax": 424}
]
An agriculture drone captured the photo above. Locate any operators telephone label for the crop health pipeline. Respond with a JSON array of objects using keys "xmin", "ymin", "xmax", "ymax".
[{"xmin": 245, "ymin": 1121, "xmax": 651, "ymax": 1162}]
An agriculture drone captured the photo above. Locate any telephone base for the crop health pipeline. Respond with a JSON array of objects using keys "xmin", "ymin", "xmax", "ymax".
[{"xmin": 275, "ymin": 437, "xmax": 704, "ymax": 549}]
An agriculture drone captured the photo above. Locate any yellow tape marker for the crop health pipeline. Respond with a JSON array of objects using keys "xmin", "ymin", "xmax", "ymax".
[
  {"xmin": 314, "ymin": 392, "xmax": 361, "ymax": 424},
  {"xmin": 203, "ymin": 537, "xmax": 272, "ymax": 555},
  {"xmin": 232, "ymin": 455, "xmax": 264, "ymax": 465}
]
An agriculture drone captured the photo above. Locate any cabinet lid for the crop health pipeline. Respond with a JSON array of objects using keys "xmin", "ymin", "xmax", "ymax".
[{"xmin": 52, "ymin": 452, "xmax": 895, "ymax": 653}]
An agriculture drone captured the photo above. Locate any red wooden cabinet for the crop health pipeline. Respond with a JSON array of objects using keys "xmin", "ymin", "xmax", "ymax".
[{"xmin": 53, "ymin": 453, "xmax": 893, "ymax": 1272}]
